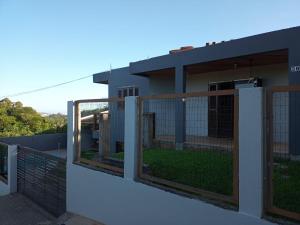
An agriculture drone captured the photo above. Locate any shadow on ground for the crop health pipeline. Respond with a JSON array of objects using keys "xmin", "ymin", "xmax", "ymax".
[
  {"xmin": 0, "ymin": 193, "xmax": 55, "ymax": 225},
  {"xmin": 0, "ymin": 193, "xmax": 105, "ymax": 225}
]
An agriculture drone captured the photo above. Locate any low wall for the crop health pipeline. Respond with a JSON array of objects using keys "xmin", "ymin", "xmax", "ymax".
[
  {"xmin": 0, "ymin": 133, "xmax": 67, "ymax": 151},
  {"xmin": 66, "ymin": 91, "xmax": 274, "ymax": 225},
  {"xmin": 67, "ymin": 164, "xmax": 273, "ymax": 225}
]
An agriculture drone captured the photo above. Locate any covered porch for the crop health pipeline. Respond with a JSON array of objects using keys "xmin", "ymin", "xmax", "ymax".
[{"xmin": 132, "ymin": 48, "xmax": 291, "ymax": 153}]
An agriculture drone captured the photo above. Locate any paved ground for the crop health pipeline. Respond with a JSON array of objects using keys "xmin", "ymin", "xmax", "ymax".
[
  {"xmin": 0, "ymin": 193, "xmax": 55, "ymax": 225},
  {"xmin": 57, "ymin": 213, "xmax": 105, "ymax": 225},
  {"xmin": 0, "ymin": 194, "xmax": 105, "ymax": 225}
]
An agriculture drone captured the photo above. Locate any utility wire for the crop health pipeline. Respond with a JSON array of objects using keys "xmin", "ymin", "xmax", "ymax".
[{"xmin": 0, "ymin": 74, "xmax": 93, "ymax": 99}]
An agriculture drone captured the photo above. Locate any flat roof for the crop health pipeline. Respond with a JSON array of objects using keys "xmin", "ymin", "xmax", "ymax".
[
  {"xmin": 93, "ymin": 67, "xmax": 129, "ymax": 84},
  {"xmin": 129, "ymin": 26, "xmax": 299, "ymax": 75},
  {"xmin": 93, "ymin": 26, "xmax": 299, "ymax": 80}
]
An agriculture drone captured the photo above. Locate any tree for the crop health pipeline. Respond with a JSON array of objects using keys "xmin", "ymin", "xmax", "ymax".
[{"xmin": 0, "ymin": 98, "xmax": 67, "ymax": 137}]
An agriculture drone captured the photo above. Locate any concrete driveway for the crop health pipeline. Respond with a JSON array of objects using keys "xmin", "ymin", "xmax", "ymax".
[
  {"xmin": 0, "ymin": 193, "xmax": 55, "ymax": 225},
  {"xmin": 0, "ymin": 193, "xmax": 105, "ymax": 225}
]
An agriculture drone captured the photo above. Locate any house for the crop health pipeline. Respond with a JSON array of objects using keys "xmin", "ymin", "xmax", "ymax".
[
  {"xmin": 68, "ymin": 27, "xmax": 300, "ymax": 225},
  {"xmin": 93, "ymin": 26, "xmax": 300, "ymax": 156}
]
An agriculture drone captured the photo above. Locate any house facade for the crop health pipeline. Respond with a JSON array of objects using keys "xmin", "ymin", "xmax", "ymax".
[
  {"xmin": 65, "ymin": 26, "xmax": 300, "ymax": 225},
  {"xmin": 93, "ymin": 67, "xmax": 149, "ymax": 152},
  {"xmin": 93, "ymin": 26, "xmax": 300, "ymax": 155}
]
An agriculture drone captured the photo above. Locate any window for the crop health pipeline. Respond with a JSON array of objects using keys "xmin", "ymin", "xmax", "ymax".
[
  {"xmin": 123, "ymin": 89, "xmax": 128, "ymax": 97},
  {"xmin": 129, "ymin": 88, "xmax": 133, "ymax": 96},
  {"xmin": 118, "ymin": 86, "xmax": 139, "ymax": 97},
  {"xmin": 118, "ymin": 86, "xmax": 139, "ymax": 109},
  {"xmin": 209, "ymin": 84, "xmax": 217, "ymax": 110}
]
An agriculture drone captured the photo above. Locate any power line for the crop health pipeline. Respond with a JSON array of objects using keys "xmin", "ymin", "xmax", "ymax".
[{"xmin": 1, "ymin": 74, "xmax": 93, "ymax": 99}]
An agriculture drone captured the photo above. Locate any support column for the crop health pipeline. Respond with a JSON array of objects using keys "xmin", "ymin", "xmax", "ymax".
[
  {"xmin": 288, "ymin": 46, "xmax": 300, "ymax": 157},
  {"xmin": 239, "ymin": 88, "xmax": 263, "ymax": 218},
  {"xmin": 175, "ymin": 65, "xmax": 186, "ymax": 150},
  {"xmin": 67, "ymin": 101, "xmax": 75, "ymax": 165},
  {"xmin": 7, "ymin": 145, "xmax": 17, "ymax": 193},
  {"xmin": 124, "ymin": 96, "xmax": 138, "ymax": 180}
]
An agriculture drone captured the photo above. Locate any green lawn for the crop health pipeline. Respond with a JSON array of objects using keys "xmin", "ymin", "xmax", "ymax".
[
  {"xmin": 113, "ymin": 148, "xmax": 233, "ymax": 196},
  {"xmin": 81, "ymin": 149, "xmax": 98, "ymax": 160},
  {"xmin": 273, "ymin": 158, "xmax": 300, "ymax": 213},
  {"xmin": 82, "ymin": 148, "xmax": 300, "ymax": 213}
]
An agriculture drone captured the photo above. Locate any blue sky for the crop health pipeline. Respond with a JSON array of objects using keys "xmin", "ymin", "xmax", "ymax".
[{"xmin": 0, "ymin": 0, "xmax": 299, "ymax": 114}]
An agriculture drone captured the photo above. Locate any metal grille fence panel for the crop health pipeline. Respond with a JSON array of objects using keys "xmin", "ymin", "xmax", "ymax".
[
  {"xmin": 74, "ymin": 98, "xmax": 125, "ymax": 175},
  {"xmin": 266, "ymin": 85, "xmax": 300, "ymax": 222},
  {"xmin": 138, "ymin": 90, "xmax": 239, "ymax": 205},
  {"xmin": 17, "ymin": 146, "xmax": 66, "ymax": 217}
]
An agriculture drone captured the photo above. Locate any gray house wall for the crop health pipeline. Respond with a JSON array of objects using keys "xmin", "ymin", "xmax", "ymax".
[
  {"xmin": 94, "ymin": 67, "xmax": 149, "ymax": 152},
  {"xmin": 106, "ymin": 67, "xmax": 149, "ymax": 97}
]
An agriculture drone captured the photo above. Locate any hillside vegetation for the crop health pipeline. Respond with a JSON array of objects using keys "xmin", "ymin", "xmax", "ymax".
[{"xmin": 0, "ymin": 98, "xmax": 67, "ymax": 137}]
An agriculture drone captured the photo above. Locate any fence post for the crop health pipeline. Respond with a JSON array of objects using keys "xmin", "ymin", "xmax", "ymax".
[
  {"xmin": 239, "ymin": 87, "xmax": 264, "ymax": 218},
  {"xmin": 124, "ymin": 96, "xmax": 138, "ymax": 180},
  {"xmin": 8, "ymin": 145, "xmax": 17, "ymax": 193},
  {"xmin": 67, "ymin": 101, "xmax": 75, "ymax": 165}
]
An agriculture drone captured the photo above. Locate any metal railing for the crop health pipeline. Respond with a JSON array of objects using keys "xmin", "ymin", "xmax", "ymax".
[
  {"xmin": 137, "ymin": 90, "xmax": 239, "ymax": 205},
  {"xmin": 266, "ymin": 85, "xmax": 300, "ymax": 222},
  {"xmin": 74, "ymin": 98, "xmax": 125, "ymax": 175}
]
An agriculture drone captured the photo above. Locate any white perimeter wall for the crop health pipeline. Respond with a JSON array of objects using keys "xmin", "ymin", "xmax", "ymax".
[
  {"xmin": 67, "ymin": 93, "xmax": 276, "ymax": 225},
  {"xmin": 67, "ymin": 164, "xmax": 273, "ymax": 225}
]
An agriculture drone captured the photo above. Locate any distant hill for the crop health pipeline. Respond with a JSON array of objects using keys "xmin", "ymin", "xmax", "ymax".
[{"xmin": 0, "ymin": 98, "xmax": 67, "ymax": 137}]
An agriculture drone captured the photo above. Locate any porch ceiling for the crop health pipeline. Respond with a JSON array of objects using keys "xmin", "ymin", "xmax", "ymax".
[
  {"xmin": 130, "ymin": 26, "xmax": 299, "ymax": 76},
  {"xmin": 185, "ymin": 49, "xmax": 288, "ymax": 75},
  {"xmin": 135, "ymin": 49, "xmax": 288, "ymax": 77}
]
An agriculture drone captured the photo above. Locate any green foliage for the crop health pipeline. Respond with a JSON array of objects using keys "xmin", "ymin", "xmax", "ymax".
[{"xmin": 0, "ymin": 98, "xmax": 67, "ymax": 137}]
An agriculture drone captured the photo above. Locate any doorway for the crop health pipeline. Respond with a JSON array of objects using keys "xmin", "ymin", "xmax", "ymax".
[{"xmin": 208, "ymin": 81, "xmax": 234, "ymax": 138}]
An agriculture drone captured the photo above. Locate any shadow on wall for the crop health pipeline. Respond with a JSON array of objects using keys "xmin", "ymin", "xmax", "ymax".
[{"xmin": 0, "ymin": 133, "xmax": 67, "ymax": 151}]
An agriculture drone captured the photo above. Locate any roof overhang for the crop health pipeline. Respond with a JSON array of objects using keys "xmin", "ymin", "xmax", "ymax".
[
  {"xmin": 93, "ymin": 71, "xmax": 110, "ymax": 84},
  {"xmin": 129, "ymin": 26, "xmax": 299, "ymax": 76}
]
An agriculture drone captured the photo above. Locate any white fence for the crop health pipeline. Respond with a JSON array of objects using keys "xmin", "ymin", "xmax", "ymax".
[{"xmin": 66, "ymin": 88, "xmax": 276, "ymax": 225}]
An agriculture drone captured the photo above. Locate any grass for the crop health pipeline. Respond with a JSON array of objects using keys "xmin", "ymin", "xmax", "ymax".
[
  {"xmin": 273, "ymin": 158, "xmax": 300, "ymax": 213},
  {"xmin": 81, "ymin": 149, "xmax": 98, "ymax": 160},
  {"xmin": 113, "ymin": 148, "xmax": 233, "ymax": 196},
  {"xmin": 82, "ymin": 148, "xmax": 300, "ymax": 214}
]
